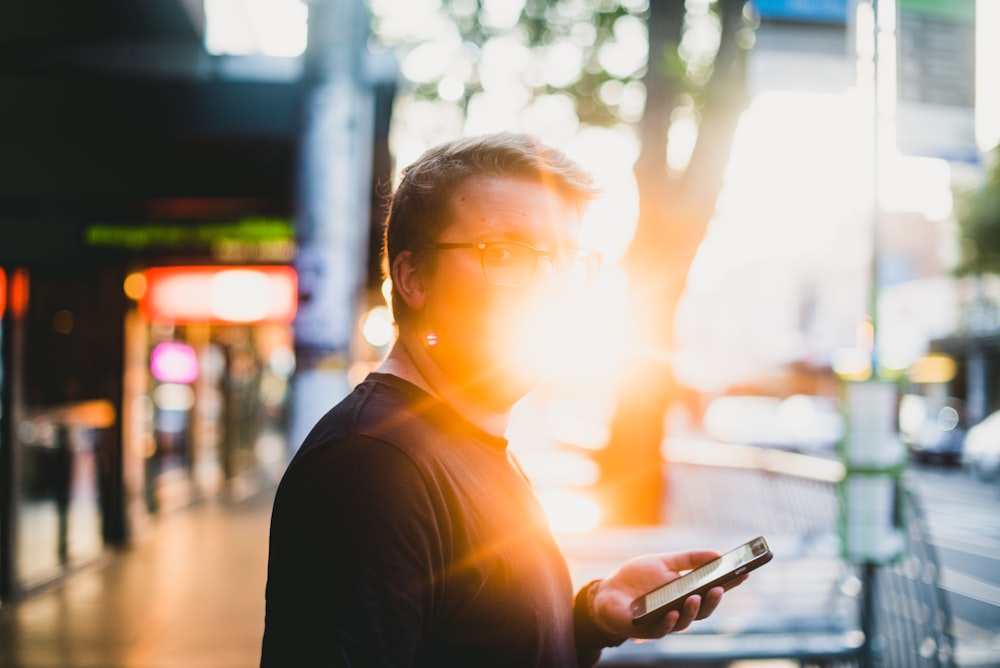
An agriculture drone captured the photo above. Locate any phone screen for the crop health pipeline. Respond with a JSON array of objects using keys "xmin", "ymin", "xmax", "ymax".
[
  {"xmin": 643, "ymin": 542, "xmax": 754, "ymax": 610},
  {"xmin": 632, "ymin": 536, "xmax": 771, "ymax": 624}
]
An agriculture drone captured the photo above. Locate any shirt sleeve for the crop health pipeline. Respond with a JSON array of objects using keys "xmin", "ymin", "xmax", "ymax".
[
  {"xmin": 262, "ymin": 435, "xmax": 446, "ymax": 667},
  {"xmin": 573, "ymin": 580, "xmax": 629, "ymax": 667}
]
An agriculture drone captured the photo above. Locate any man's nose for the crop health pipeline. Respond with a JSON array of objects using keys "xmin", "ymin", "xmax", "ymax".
[
  {"xmin": 536, "ymin": 255, "xmax": 557, "ymax": 278},
  {"xmin": 529, "ymin": 257, "xmax": 568, "ymax": 294}
]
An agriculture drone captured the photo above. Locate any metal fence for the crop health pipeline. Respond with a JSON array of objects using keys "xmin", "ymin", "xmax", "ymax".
[
  {"xmin": 659, "ymin": 447, "xmax": 956, "ymax": 668},
  {"xmin": 872, "ymin": 484, "xmax": 956, "ymax": 667}
]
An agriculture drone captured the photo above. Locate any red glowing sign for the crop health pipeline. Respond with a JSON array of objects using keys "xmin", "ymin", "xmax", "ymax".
[
  {"xmin": 9, "ymin": 269, "xmax": 28, "ymax": 317},
  {"xmin": 0, "ymin": 269, "xmax": 30, "ymax": 318},
  {"xmin": 139, "ymin": 266, "xmax": 297, "ymax": 324}
]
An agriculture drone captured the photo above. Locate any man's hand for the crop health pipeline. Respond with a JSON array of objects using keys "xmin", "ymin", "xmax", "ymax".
[{"xmin": 589, "ymin": 551, "xmax": 747, "ymax": 640}]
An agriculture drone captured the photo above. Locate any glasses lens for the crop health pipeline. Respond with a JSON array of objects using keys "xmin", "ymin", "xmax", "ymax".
[
  {"xmin": 555, "ymin": 250, "xmax": 601, "ymax": 286},
  {"xmin": 482, "ymin": 243, "xmax": 535, "ymax": 287}
]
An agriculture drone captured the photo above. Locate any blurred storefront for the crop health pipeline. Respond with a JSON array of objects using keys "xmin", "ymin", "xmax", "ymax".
[
  {"xmin": 125, "ymin": 262, "xmax": 298, "ymax": 516},
  {"xmin": 0, "ymin": 0, "xmax": 394, "ymax": 606},
  {"xmin": 0, "ymin": 0, "xmax": 305, "ymax": 604},
  {"xmin": 1, "ymin": 262, "xmax": 129, "ymax": 600},
  {"xmin": 0, "ymin": 224, "xmax": 300, "ymax": 603}
]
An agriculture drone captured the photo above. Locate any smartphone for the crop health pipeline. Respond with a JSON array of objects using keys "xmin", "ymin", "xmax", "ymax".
[{"xmin": 630, "ymin": 535, "xmax": 772, "ymax": 626}]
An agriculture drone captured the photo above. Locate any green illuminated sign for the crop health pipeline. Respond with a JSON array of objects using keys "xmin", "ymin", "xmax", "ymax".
[{"xmin": 85, "ymin": 219, "xmax": 295, "ymax": 250}]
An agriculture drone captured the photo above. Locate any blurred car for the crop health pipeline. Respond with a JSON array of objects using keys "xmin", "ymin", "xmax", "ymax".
[
  {"xmin": 702, "ymin": 394, "xmax": 844, "ymax": 454},
  {"xmin": 962, "ymin": 410, "xmax": 1000, "ymax": 480},
  {"xmin": 899, "ymin": 395, "xmax": 965, "ymax": 466}
]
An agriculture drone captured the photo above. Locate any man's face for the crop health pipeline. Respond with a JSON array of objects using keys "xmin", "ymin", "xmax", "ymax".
[{"xmin": 418, "ymin": 175, "xmax": 584, "ymax": 410}]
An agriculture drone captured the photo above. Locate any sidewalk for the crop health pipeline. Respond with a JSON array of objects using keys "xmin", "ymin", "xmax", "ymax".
[
  {"xmin": 0, "ymin": 476, "xmax": 849, "ymax": 668},
  {"xmin": 0, "ymin": 489, "xmax": 275, "ymax": 668},
  {"xmin": 0, "ymin": 457, "xmax": 841, "ymax": 668},
  {"xmin": 0, "ymin": 444, "xmax": 939, "ymax": 668}
]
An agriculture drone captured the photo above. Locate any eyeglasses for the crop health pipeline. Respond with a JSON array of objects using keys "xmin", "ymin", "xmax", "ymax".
[{"xmin": 427, "ymin": 241, "xmax": 602, "ymax": 288}]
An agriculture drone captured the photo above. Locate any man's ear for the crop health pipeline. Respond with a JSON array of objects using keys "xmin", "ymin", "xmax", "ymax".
[{"xmin": 391, "ymin": 250, "xmax": 426, "ymax": 310}]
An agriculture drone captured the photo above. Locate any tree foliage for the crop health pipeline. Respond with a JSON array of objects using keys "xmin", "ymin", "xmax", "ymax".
[
  {"xmin": 375, "ymin": 0, "xmax": 753, "ymax": 130},
  {"xmin": 956, "ymin": 147, "xmax": 1000, "ymax": 276},
  {"xmin": 387, "ymin": 0, "xmax": 646, "ymax": 127}
]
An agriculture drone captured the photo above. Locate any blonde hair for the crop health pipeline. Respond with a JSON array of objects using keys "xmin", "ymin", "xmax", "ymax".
[{"xmin": 382, "ymin": 132, "xmax": 598, "ymax": 323}]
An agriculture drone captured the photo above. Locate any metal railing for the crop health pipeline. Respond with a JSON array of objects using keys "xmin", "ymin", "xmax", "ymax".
[
  {"xmin": 652, "ymin": 440, "xmax": 956, "ymax": 667},
  {"xmin": 872, "ymin": 485, "xmax": 956, "ymax": 667}
]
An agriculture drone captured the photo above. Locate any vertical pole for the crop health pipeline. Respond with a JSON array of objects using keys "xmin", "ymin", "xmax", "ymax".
[
  {"xmin": 869, "ymin": 0, "xmax": 882, "ymax": 378},
  {"xmin": 861, "ymin": 560, "xmax": 877, "ymax": 668},
  {"xmin": 288, "ymin": 0, "xmax": 376, "ymax": 453},
  {"xmin": 0, "ymin": 273, "xmax": 12, "ymax": 601},
  {"xmin": 864, "ymin": 3, "xmax": 882, "ymax": 665},
  {"xmin": 863, "ymin": 3, "xmax": 880, "ymax": 664},
  {"xmin": 0, "ymin": 269, "xmax": 26, "ymax": 602}
]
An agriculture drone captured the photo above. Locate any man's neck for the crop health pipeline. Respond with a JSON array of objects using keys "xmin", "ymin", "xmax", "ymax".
[{"xmin": 376, "ymin": 336, "xmax": 512, "ymax": 438}]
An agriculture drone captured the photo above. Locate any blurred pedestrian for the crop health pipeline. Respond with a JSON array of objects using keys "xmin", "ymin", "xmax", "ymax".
[{"xmin": 261, "ymin": 132, "xmax": 735, "ymax": 667}]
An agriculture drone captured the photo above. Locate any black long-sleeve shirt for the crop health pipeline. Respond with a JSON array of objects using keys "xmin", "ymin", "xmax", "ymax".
[{"xmin": 261, "ymin": 373, "xmax": 611, "ymax": 667}]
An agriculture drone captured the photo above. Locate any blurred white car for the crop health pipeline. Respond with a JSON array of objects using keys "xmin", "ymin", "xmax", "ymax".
[
  {"xmin": 703, "ymin": 394, "xmax": 845, "ymax": 454},
  {"xmin": 962, "ymin": 410, "xmax": 1000, "ymax": 480}
]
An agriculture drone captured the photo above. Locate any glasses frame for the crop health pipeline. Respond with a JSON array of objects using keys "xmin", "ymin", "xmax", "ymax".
[{"xmin": 426, "ymin": 241, "xmax": 602, "ymax": 288}]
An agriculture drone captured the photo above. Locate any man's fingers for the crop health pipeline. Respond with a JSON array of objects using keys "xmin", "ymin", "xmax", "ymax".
[
  {"xmin": 632, "ymin": 608, "xmax": 680, "ymax": 639},
  {"xmin": 672, "ymin": 594, "xmax": 702, "ymax": 632},
  {"xmin": 695, "ymin": 587, "xmax": 725, "ymax": 620}
]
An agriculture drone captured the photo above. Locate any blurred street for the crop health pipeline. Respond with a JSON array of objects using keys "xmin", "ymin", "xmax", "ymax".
[
  {"xmin": 908, "ymin": 464, "xmax": 1000, "ymax": 667},
  {"xmin": 2, "ymin": 1, "xmax": 999, "ymax": 667},
  {"xmin": 0, "ymin": 442, "xmax": 996, "ymax": 668}
]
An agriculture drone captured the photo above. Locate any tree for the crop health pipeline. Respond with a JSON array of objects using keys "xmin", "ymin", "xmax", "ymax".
[
  {"xmin": 956, "ymin": 147, "xmax": 1000, "ymax": 276},
  {"xmin": 595, "ymin": 0, "xmax": 754, "ymax": 525},
  {"xmin": 371, "ymin": 0, "xmax": 757, "ymax": 525}
]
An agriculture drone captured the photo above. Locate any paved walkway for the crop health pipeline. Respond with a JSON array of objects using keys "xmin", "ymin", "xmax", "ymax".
[
  {"xmin": 0, "ymin": 457, "xmax": 840, "ymax": 668},
  {"xmin": 0, "ymin": 444, "xmax": 961, "ymax": 668},
  {"xmin": 0, "ymin": 481, "xmax": 846, "ymax": 668},
  {"xmin": 0, "ymin": 451, "xmax": 851, "ymax": 668},
  {"xmin": 0, "ymin": 490, "xmax": 275, "ymax": 668}
]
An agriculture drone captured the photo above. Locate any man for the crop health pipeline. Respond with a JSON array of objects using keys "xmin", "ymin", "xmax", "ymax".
[{"xmin": 261, "ymin": 133, "xmax": 735, "ymax": 667}]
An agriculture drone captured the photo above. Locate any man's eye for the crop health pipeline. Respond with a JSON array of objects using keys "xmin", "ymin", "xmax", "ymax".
[{"xmin": 485, "ymin": 246, "xmax": 515, "ymax": 264}]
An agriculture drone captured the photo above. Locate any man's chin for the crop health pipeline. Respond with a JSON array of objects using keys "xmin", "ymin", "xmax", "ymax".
[{"xmin": 471, "ymin": 366, "xmax": 542, "ymax": 412}]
